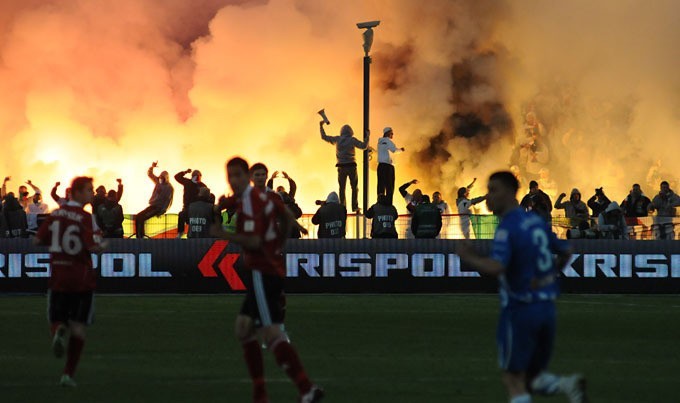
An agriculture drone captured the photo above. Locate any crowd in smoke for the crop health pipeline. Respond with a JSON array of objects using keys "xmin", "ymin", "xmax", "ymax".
[{"xmin": 2, "ymin": 154, "xmax": 679, "ymax": 241}]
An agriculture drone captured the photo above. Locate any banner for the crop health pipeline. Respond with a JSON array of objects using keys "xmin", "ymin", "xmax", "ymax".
[{"xmin": 1, "ymin": 239, "xmax": 679, "ymax": 294}]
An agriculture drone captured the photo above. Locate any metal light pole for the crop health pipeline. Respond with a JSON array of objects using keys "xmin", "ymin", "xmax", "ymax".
[{"xmin": 357, "ymin": 20, "xmax": 380, "ymax": 239}]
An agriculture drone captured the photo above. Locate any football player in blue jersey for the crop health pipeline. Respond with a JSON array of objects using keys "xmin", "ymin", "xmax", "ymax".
[{"xmin": 458, "ymin": 171, "xmax": 588, "ymax": 403}]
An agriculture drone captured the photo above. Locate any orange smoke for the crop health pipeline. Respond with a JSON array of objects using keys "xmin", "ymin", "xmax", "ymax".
[{"xmin": 0, "ymin": 0, "xmax": 678, "ymax": 217}]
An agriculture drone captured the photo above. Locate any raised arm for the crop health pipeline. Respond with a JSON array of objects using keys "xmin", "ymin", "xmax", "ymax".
[
  {"xmin": 554, "ymin": 193, "xmax": 567, "ymax": 209},
  {"xmin": 26, "ymin": 180, "xmax": 41, "ymax": 195},
  {"xmin": 115, "ymin": 179, "xmax": 123, "ymax": 201},
  {"xmin": 319, "ymin": 121, "xmax": 335, "ymax": 144},
  {"xmin": 467, "ymin": 178, "xmax": 477, "ymax": 189},
  {"xmin": 399, "ymin": 180, "xmax": 416, "ymax": 198},
  {"xmin": 50, "ymin": 182, "xmax": 61, "ymax": 203},
  {"xmin": 284, "ymin": 173, "xmax": 297, "ymax": 199},
  {"xmin": 147, "ymin": 164, "xmax": 159, "ymax": 183},
  {"xmin": 470, "ymin": 195, "xmax": 487, "ymax": 205},
  {"xmin": 1, "ymin": 176, "xmax": 8, "ymax": 199},
  {"xmin": 174, "ymin": 169, "xmax": 192, "ymax": 185}
]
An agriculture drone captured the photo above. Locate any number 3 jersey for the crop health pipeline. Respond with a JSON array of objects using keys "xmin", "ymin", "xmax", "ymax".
[
  {"xmin": 35, "ymin": 201, "xmax": 101, "ymax": 292},
  {"xmin": 228, "ymin": 185, "xmax": 287, "ymax": 278},
  {"xmin": 490, "ymin": 207, "xmax": 570, "ymax": 307}
]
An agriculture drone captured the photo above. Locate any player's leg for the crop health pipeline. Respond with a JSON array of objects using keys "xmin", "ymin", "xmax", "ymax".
[
  {"xmin": 237, "ymin": 282, "xmax": 268, "ymax": 403},
  {"xmin": 47, "ymin": 290, "xmax": 68, "ymax": 358},
  {"xmin": 60, "ymin": 291, "xmax": 94, "ymax": 386},
  {"xmin": 497, "ymin": 307, "xmax": 533, "ymax": 402},
  {"xmin": 502, "ymin": 372, "xmax": 531, "ymax": 402},
  {"xmin": 255, "ymin": 272, "xmax": 323, "ymax": 402},
  {"xmin": 528, "ymin": 304, "xmax": 588, "ymax": 403}
]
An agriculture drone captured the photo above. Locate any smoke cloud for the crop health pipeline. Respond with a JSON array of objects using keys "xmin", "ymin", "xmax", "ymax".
[{"xmin": 0, "ymin": 0, "xmax": 677, "ymax": 215}]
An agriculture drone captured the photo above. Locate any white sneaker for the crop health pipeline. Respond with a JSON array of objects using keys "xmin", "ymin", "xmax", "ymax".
[
  {"xmin": 59, "ymin": 374, "xmax": 77, "ymax": 387},
  {"xmin": 52, "ymin": 325, "xmax": 68, "ymax": 358},
  {"xmin": 299, "ymin": 385, "xmax": 324, "ymax": 403},
  {"xmin": 560, "ymin": 374, "xmax": 588, "ymax": 403}
]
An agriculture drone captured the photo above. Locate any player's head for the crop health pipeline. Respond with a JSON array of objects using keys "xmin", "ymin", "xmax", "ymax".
[
  {"xmin": 70, "ymin": 177, "xmax": 95, "ymax": 205},
  {"xmin": 226, "ymin": 157, "xmax": 251, "ymax": 196},
  {"xmin": 250, "ymin": 162, "xmax": 268, "ymax": 190},
  {"xmin": 487, "ymin": 171, "xmax": 519, "ymax": 215}
]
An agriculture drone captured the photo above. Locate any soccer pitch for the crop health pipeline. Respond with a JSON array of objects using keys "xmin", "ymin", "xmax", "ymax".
[{"xmin": 1, "ymin": 294, "xmax": 678, "ymax": 403}]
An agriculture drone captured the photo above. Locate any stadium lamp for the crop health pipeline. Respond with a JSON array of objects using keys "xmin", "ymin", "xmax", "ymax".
[{"xmin": 356, "ymin": 20, "xmax": 380, "ymax": 56}]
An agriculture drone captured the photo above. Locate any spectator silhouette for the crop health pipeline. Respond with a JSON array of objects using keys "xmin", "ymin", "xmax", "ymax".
[
  {"xmin": 366, "ymin": 194, "xmax": 399, "ymax": 239},
  {"xmin": 135, "ymin": 162, "xmax": 173, "ymax": 238},
  {"xmin": 96, "ymin": 190, "xmax": 124, "ymax": 238},
  {"xmin": 312, "ymin": 192, "xmax": 347, "ymax": 238}
]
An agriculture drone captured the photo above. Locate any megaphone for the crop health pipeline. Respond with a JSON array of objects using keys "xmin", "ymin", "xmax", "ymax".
[{"xmin": 318, "ymin": 109, "xmax": 331, "ymax": 125}]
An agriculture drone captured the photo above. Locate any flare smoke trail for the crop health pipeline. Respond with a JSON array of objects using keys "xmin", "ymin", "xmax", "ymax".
[{"xmin": 0, "ymin": 0, "xmax": 677, "ymax": 214}]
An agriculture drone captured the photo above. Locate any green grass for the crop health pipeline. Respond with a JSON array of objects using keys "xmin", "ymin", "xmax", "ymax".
[{"xmin": 1, "ymin": 294, "xmax": 679, "ymax": 402}]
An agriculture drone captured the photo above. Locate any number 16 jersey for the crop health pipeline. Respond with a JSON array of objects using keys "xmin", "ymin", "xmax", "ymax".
[{"xmin": 35, "ymin": 201, "xmax": 100, "ymax": 292}]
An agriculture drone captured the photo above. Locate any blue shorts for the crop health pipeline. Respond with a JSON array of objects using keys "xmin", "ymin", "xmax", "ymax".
[{"xmin": 497, "ymin": 301, "xmax": 555, "ymax": 374}]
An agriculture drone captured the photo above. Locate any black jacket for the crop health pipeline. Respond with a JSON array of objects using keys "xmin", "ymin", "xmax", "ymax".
[
  {"xmin": 175, "ymin": 172, "xmax": 206, "ymax": 208},
  {"xmin": 411, "ymin": 202, "xmax": 442, "ymax": 239},
  {"xmin": 96, "ymin": 200, "xmax": 124, "ymax": 238},
  {"xmin": 366, "ymin": 202, "xmax": 398, "ymax": 238},
  {"xmin": 187, "ymin": 199, "xmax": 217, "ymax": 238},
  {"xmin": 312, "ymin": 202, "xmax": 347, "ymax": 239},
  {"xmin": 520, "ymin": 190, "xmax": 553, "ymax": 222}
]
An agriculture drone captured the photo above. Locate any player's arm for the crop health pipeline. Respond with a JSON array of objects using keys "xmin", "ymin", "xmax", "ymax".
[
  {"xmin": 456, "ymin": 241, "xmax": 506, "ymax": 277},
  {"xmin": 548, "ymin": 230, "xmax": 573, "ymax": 270}
]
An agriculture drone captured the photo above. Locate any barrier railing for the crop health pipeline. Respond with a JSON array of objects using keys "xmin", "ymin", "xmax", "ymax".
[{"xmin": 123, "ymin": 213, "xmax": 679, "ymax": 240}]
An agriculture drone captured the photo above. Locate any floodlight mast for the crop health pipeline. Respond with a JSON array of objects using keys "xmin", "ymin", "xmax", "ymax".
[{"xmin": 356, "ymin": 20, "xmax": 380, "ymax": 238}]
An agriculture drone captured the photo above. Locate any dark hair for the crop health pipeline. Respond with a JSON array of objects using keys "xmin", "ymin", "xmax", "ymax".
[
  {"xmin": 457, "ymin": 187, "xmax": 467, "ymax": 198},
  {"xmin": 71, "ymin": 177, "xmax": 93, "ymax": 194},
  {"xmin": 529, "ymin": 180, "xmax": 539, "ymax": 188},
  {"xmin": 250, "ymin": 162, "xmax": 268, "ymax": 175},
  {"xmin": 661, "ymin": 181, "xmax": 669, "ymax": 187},
  {"xmin": 632, "ymin": 183, "xmax": 640, "ymax": 188},
  {"xmin": 377, "ymin": 194, "xmax": 389, "ymax": 205},
  {"xmin": 489, "ymin": 171, "xmax": 519, "ymax": 194},
  {"xmin": 226, "ymin": 157, "xmax": 249, "ymax": 174},
  {"xmin": 106, "ymin": 189, "xmax": 117, "ymax": 198}
]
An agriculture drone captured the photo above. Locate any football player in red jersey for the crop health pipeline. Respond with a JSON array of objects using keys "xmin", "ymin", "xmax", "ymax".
[
  {"xmin": 211, "ymin": 157, "xmax": 323, "ymax": 403},
  {"xmin": 33, "ymin": 177, "xmax": 105, "ymax": 387}
]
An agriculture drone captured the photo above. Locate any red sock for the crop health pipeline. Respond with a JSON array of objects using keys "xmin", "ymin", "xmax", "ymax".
[
  {"xmin": 242, "ymin": 338, "xmax": 267, "ymax": 401},
  {"xmin": 271, "ymin": 337, "xmax": 312, "ymax": 394},
  {"xmin": 64, "ymin": 335, "xmax": 85, "ymax": 377}
]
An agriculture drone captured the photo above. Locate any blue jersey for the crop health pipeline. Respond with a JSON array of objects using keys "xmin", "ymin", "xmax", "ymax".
[{"xmin": 490, "ymin": 207, "xmax": 569, "ymax": 307}]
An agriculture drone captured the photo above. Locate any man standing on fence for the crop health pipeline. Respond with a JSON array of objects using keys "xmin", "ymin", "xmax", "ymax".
[
  {"xmin": 648, "ymin": 180, "xmax": 680, "ymax": 239},
  {"xmin": 210, "ymin": 157, "xmax": 323, "ymax": 403},
  {"xmin": 320, "ymin": 121, "xmax": 369, "ymax": 212},
  {"xmin": 376, "ymin": 127, "xmax": 404, "ymax": 205}
]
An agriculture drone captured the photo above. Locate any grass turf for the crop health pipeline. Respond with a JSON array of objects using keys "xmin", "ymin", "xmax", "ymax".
[{"xmin": 1, "ymin": 294, "xmax": 678, "ymax": 403}]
